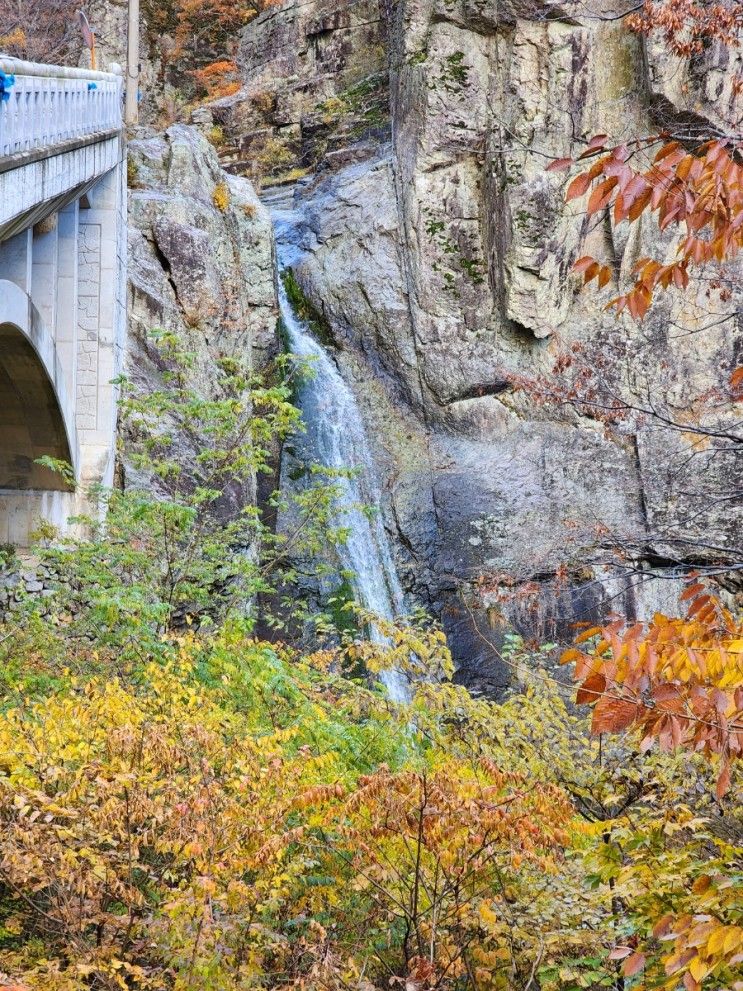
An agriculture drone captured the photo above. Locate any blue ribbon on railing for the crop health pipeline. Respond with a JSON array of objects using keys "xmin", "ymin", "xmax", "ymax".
[
  {"xmin": 87, "ymin": 82, "xmax": 97, "ymax": 91},
  {"xmin": 0, "ymin": 71, "xmax": 16, "ymax": 103}
]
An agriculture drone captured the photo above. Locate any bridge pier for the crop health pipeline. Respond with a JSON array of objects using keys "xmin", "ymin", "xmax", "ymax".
[{"xmin": 0, "ymin": 57, "xmax": 126, "ymax": 548}]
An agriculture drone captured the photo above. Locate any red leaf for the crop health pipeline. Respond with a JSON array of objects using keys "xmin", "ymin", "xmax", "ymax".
[
  {"xmin": 592, "ymin": 696, "xmax": 640, "ymax": 734},
  {"xmin": 578, "ymin": 133, "xmax": 609, "ymax": 159},
  {"xmin": 623, "ymin": 952, "xmax": 646, "ymax": 977},
  {"xmin": 609, "ymin": 946, "xmax": 633, "ymax": 961},
  {"xmin": 547, "ymin": 157, "xmax": 573, "ymax": 172}
]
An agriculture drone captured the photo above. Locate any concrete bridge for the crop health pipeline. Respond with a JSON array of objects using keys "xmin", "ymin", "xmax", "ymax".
[{"xmin": 0, "ymin": 56, "xmax": 126, "ymax": 547}]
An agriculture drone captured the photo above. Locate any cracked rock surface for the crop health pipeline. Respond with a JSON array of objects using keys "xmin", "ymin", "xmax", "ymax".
[{"xmin": 125, "ymin": 125, "xmax": 278, "ymax": 514}]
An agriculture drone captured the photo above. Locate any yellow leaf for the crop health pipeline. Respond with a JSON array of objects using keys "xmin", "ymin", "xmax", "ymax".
[
  {"xmin": 724, "ymin": 928, "xmax": 742, "ymax": 954},
  {"xmin": 707, "ymin": 927, "xmax": 727, "ymax": 955},
  {"xmin": 689, "ymin": 957, "xmax": 710, "ymax": 982},
  {"xmin": 479, "ymin": 902, "xmax": 498, "ymax": 926}
]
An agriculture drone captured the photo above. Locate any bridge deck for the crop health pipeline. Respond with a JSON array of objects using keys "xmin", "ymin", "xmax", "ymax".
[{"xmin": 0, "ymin": 57, "xmax": 123, "ymax": 241}]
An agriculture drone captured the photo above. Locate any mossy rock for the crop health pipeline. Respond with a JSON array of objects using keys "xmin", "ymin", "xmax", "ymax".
[{"xmin": 281, "ymin": 269, "xmax": 336, "ymax": 348}]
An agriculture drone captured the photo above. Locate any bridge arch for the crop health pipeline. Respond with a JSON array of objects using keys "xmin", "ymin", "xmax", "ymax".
[{"xmin": 0, "ymin": 279, "xmax": 79, "ymax": 491}]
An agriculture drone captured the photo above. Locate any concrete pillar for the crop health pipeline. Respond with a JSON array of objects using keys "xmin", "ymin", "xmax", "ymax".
[
  {"xmin": 76, "ymin": 163, "xmax": 125, "ymax": 492},
  {"xmin": 0, "ymin": 229, "xmax": 32, "ymax": 292},
  {"xmin": 31, "ymin": 214, "xmax": 59, "ymax": 335},
  {"xmin": 55, "ymin": 201, "xmax": 79, "ymax": 402}
]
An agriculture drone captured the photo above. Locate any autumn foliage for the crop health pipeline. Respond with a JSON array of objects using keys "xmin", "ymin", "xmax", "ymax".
[
  {"xmin": 626, "ymin": 0, "xmax": 743, "ymax": 56},
  {"xmin": 563, "ymin": 583, "xmax": 742, "ymax": 991},
  {"xmin": 0, "ymin": 626, "xmax": 583, "ymax": 991},
  {"xmin": 563, "ymin": 582, "xmax": 743, "ymax": 797},
  {"xmin": 142, "ymin": 0, "xmax": 281, "ymax": 98},
  {"xmin": 551, "ymin": 137, "xmax": 743, "ymax": 320}
]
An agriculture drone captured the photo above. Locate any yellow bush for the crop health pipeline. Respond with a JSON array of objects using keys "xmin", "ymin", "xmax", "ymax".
[
  {"xmin": 256, "ymin": 136, "xmax": 295, "ymax": 176},
  {"xmin": 212, "ymin": 180, "xmax": 231, "ymax": 212}
]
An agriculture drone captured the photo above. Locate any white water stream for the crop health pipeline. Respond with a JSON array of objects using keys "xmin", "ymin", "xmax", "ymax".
[{"xmin": 272, "ymin": 207, "xmax": 410, "ymax": 703}]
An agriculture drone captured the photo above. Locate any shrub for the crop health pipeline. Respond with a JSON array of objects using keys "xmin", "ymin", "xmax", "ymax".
[
  {"xmin": 212, "ymin": 180, "xmax": 231, "ymax": 212},
  {"xmin": 255, "ymin": 136, "xmax": 296, "ymax": 177}
]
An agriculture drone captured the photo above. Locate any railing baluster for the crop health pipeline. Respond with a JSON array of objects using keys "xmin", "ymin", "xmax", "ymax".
[{"xmin": 0, "ymin": 57, "xmax": 122, "ymax": 165}]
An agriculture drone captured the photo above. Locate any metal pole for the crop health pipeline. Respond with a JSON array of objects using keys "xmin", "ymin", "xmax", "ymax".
[{"xmin": 125, "ymin": 0, "xmax": 139, "ymax": 125}]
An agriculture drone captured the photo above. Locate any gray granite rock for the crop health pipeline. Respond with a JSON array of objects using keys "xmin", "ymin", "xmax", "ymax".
[{"xmin": 125, "ymin": 125, "xmax": 279, "ymax": 512}]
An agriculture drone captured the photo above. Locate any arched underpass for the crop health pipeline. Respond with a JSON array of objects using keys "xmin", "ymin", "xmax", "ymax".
[{"xmin": 0, "ymin": 322, "xmax": 74, "ymax": 491}]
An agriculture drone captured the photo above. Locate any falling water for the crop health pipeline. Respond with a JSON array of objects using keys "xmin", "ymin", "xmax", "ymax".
[{"xmin": 272, "ymin": 207, "xmax": 410, "ymax": 702}]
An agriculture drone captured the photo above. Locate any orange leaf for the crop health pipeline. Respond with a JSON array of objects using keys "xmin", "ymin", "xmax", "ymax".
[
  {"xmin": 566, "ymin": 172, "xmax": 594, "ymax": 201},
  {"xmin": 681, "ymin": 581, "xmax": 705, "ymax": 602},
  {"xmin": 573, "ymin": 255, "xmax": 598, "ymax": 274},
  {"xmin": 576, "ymin": 671, "xmax": 606, "ymax": 705},
  {"xmin": 575, "ymin": 625, "xmax": 602, "ymax": 644},
  {"xmin": 653, "ymin": 913, "xmax": 676, "ymax": 938},
  {"xmin": 560, "ymin": 647, "xmax": 582, "ymax": 665},
  {"xmin": 591, "ymin": 696, "xmax": 640, "ymax": 734},
  {"xmin": 654, "ymin": 141, "xmax": 682, "ymax": 163},
  {"xmin": 628, "ymin": 186, "xmax": 652, "ymax": 221},
  {"xmin": 716, "ymin": 761, "xmax": 731, "ymax": 799},
  {"xmin": 692, "ymin": 876, "xmax": 711, "ymax": 895},
  {"xmin": 588, "ymin": 176, "xmax": 619, "ymax": 215}
]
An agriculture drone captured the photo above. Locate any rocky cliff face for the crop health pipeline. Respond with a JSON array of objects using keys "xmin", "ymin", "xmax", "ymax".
[
  {"xmin": 200, "ymin": 0, "xmax": 391, "ymax": 185},
  {"xmin": 125, "ymin": 125, "xmax": 277, "ymax": 511},
  {"xmin": 232, "ymin": 0, "xmax": 741, "ymax": 689}
]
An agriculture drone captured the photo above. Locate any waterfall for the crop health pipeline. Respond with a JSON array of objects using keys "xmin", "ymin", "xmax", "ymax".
[{"xmin": 271, "ymin": 204, "xmax": 410, "ymax": 703}]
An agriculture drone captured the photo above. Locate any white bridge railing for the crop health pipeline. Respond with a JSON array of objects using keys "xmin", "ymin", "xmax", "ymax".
[{"xmin": 0, "ymin": 57, "xmax": 122, "ymax": 162}]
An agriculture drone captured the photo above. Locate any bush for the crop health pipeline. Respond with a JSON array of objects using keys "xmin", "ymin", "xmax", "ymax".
[
  {"xmin": 212, "ymin": 180, "xmax": 231, "ymax": 212},
  {"xmin": 0, "ymin": 626, "xmax": 589, "ymax": 991},
  {"xmin": 256, "ymin": 136, "xmax": 296, "ymax": 178}
]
